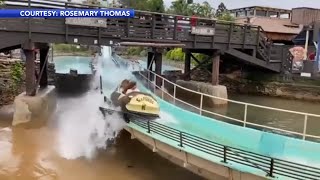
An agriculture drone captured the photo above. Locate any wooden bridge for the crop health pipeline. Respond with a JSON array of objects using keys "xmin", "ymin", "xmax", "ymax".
[{"xmin": 0, "ymin": 0, "xmax": 290, "ymax": 95}]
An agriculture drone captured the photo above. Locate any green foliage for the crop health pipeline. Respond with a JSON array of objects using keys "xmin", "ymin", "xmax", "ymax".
[
  {"xmin": 167, "ymin": 0, "xmax": 234, "ymax": 22},
  {"xmin": 10, "ymin": 62, "xmax": 24, "ymax": 92},
  {"xmin": 53, "ymin": 44, "xmax": 89, "ymax": 53},
  {"xmin": 148, "ymin": 0, "xmax": 165, "ymax": 13},
  {"xmin": 167, "ymin": 0, "xmax": 214, "ymax": 17},
  {"xmin": 119, "ymin": 0, "xmax": 164, "ymax": 12},
  {"xmin": 165, "ymin": 48, "xmax": 208, "ymax": 65},
  {"xmin": 82, "ymin": 0, "xmax": 101, "ymax": 5},
  {"xmin": 188, "ymin": 1, "xmax": 214, "ymax": 18},
  {"xmin": 167, "ymin": 0, "xmax": 190, "ymax": 16},
  {"xmin": 217, "ymin": 11, "xmax": 235, "ymax": 22},
  {"xmin": 127, "ymin": 47, "xmax": 145, "ymax": 56},
  {"xmin": 140, "ymin": 49, "xmax": 147, "ymax": 57},
  {"xmin": 165, "ymin": 48, "xmax": 185, "ymax": 61}
]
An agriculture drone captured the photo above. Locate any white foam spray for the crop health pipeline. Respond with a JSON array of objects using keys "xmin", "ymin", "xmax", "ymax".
[{"xmin": 55, "ymin": 46, "xmax": 130, "ymax": 160}]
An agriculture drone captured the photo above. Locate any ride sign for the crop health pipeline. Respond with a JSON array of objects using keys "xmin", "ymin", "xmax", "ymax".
[
  {"xmin": 191, "ymin": 26, "xmax": 215, "ymax": 36},
  {"xmin": 66, "ymin": 18, "xmax": 107, "ymax": 28}
]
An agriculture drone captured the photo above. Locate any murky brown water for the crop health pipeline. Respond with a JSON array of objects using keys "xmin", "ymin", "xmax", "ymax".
[{"xmin": 0, "ymin": 95, "xmax": 203, "ymax": 180}]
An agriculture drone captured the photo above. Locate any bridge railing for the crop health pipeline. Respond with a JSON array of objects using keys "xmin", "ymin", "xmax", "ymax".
[
  {"xmin": 134, "ymin": 66, "xmax": 320, "ymax": 142},
  {"xmin": 131, "ymin": 118, "xmax": 320, "ymax": 179},
  {"xmin": 4, "ymin": 0, "xmax": 266, "ymax": 50}
]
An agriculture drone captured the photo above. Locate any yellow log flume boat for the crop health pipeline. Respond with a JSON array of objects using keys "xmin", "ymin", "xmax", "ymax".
[{"xmin": 99, "ymin": 81, "xmax": 160, "ymax": 123}]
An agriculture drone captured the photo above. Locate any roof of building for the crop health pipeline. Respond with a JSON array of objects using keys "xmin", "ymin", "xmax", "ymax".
[
  {"xmin": 235, "ymin": 17, "xmax": 303, "ymax": 34},
  {"xmin": 292, "ymin": 7, "xmax": 320, "ymax": 10},
  {"xmin": 229, "ymin": 6, "xmax": 291, "ymax": 13}
]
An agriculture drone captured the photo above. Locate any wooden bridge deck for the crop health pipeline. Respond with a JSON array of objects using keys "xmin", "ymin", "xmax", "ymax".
[{"xmin": 0, "ymin": 0, "xmax": 285, "ymax": 72}]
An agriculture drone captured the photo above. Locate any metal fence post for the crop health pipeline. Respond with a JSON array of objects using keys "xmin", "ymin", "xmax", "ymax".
[
  {"xmin": 302, "ymin": 115, "xmax": 308, "ymax": 140},
  {"xmin": 173, "ymin": 85, "xmax": 176, "ymax": 104},
  {"xmin": 268, "ymin": 159, "xmax": 274, "ymax": 177},
  {"xmin": 179, "ymin": 132, "xmax": 183, "ymax": 147},
  {"xmin": 243, "ymin": 104, "xmax": 248, "ymax": 127},
  {"xmin": 199, "ymin": 94, "xmax": 203, "ymax": 115},
  {"xmin": 161, "ymin": 78, "xmax": 164, "ymax": 99},
  {"xmin": 223, "ymin": 146, "xmax": 227, "ymax": 163},
  {"xmin": 147, "ymin": 120, "xmax": 151, "ymax": 133}
]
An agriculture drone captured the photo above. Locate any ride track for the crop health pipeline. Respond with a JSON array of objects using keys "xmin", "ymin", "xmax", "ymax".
[{"xmin": 95, "ymin": 55, "xmax": 320, "ymax": 180}]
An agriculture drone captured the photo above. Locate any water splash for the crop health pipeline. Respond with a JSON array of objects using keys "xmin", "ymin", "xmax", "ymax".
[{"xmin": 55, "ymin": 46, "xmax": 128, "ymax": 160}]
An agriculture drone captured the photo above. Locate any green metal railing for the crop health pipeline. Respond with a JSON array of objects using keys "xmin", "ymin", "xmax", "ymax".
[{"xmin": 131, "ymin": 118, "xmax": 320, "ymax": 180}]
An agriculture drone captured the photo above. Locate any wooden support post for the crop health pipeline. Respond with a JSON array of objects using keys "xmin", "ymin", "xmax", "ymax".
[
  {"xmin": 23, "ymin": 40, "xmax": 36, "ymax": 96},
  {"xmin": 39, "ymin": 46, "xmax": 49, "ymax": 88},
  {"xmin": 184, "ymin": 50, "xmax": 191, "ymax": 80},
  {"xmin": 147, "ymin": 51, "xmax": 154, "ymax": 81},
  {"xmin": 212, "ymin": 53, "xmax": 220, "ymax": 85},
  {"xmin": 24, "ymin": 49, "xmax": 36, "ymax": 96},
  {"xmin": 154, "ymin": 50, "xmax": 162, "ymax": 88},
  {"xmin": 173, "ymin": 16, "xmax": 178, "ymax": 40}
]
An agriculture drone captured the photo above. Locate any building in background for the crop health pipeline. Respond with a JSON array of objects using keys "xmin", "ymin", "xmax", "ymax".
[{"xmin": 229, "ymin": 6, "xmax": 303, "ymax": 44}]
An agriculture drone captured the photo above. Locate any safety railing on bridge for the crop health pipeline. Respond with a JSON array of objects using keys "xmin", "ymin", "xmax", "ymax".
[
  {"xmin": 3, "ymin": 0, "xmax": 268, "ymax": 52},
  {"xmin": 134, "ymin": 66, "xmax": 320, "ymax": 142},
  {"xmin": 131, "ymin": 118, "xmax": 320, "ymax": 180}
]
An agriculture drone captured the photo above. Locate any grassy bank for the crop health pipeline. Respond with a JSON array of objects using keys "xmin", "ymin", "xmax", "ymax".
[{"xmin": 52, "ymin": 44, "xmax": 92, "ymax": 57}]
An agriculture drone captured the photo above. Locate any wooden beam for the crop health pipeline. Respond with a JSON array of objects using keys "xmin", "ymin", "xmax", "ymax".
[
  {"xmin": 190, "ymin": 53, "xmax": 212, "ymax": 75},
  {"xmin": 155, "ymin": 51, "xmax": 162, "ymax": 87},
  {"xmin": 212, "ymin": 54, "xmax": 220, "ymax": 85},
  {"xmin": 147, "ymin": 51, "xmax": 154, "ymax": 81},
  {"xmin": 183, "ymin": 55, "xmax": 212, "ymax": 79},
  {"xmin": 119, "ymin": 42, "xmax": 185, "ymax": 47},
  {"xmin": 120, "ymin": 38, "xmax": 181, "ymax": 44},
  {"xmin": 39, "ymin": 46, "xmax": 49, "ymax": 88},
  {"xmin": 184, "ymin": 50, "xmax": 191, "ymax": 80},
  {"xmin": 24, "ymin": 49, "xmax": 36, "ymax": 96}
]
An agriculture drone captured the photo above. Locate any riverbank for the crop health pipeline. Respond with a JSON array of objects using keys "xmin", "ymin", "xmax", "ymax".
[{"xmin": 52, "ymin": 52, "xmax": 91, "ymax": 57}]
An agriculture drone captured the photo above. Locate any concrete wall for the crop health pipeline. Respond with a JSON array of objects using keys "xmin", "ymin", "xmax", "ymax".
[{"xmin": 12, "ymin": 86, "xmax": 56, "ymax": 128}]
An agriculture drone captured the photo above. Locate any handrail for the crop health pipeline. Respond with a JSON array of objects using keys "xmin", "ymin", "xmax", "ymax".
[
  {"xmin": 130, "ymin": 118, "xmax": 320, "ymax": 180},
  {"xmin": 130, "ymin": 63, "xmax": 320, "ymax": 141},
  {"xmin": 106, "ymin": 55, "xmax": 319, "ymax": 179}
]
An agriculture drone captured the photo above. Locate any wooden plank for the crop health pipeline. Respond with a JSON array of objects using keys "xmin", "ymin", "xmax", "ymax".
[
  {"xmin": 120, "ymin": 37, "xmax": 180, "ymax": 43},
  {"xmin": 225, "ymin": 49, "xmax": 280, "ymax": 72},
  {"xmin": 119, "ymin": 42, "xmax": 185, "ymax": 47},
  {"xmin": 212, "ymin": 54, "xmax": 220, "ymax": 85}
]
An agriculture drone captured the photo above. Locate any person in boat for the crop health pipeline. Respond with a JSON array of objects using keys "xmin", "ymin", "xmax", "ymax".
[
  {"xmin": 124, "ymin": 81, "xmax": 140, "ymax": 95},
  {"xmin": 109, "ymin": 79, "xmax": 131, "ymax": 106}
]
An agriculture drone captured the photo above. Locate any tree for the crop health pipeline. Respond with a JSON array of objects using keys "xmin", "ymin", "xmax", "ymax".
[
  {"xmin": 214, "ymin": 3, "xmax": 235, "ymax": 22},
  {"xmin": 82, "ymin": 0, "xmax": 101, "ymax": 5},
  {"xmin": 148, "ymin": 0, "xmax": 165, "ymax": 13},
  {"xmin": 217, "ymin": 11, "xmax": 235, "ymax": 22},
  {"xmin": 167, "ymin": 0, "xmax": 214, "ymax": 17},
  {"xmin": 215, "ymin": 2, "xmax": 227, "ymax": 18},
  {"xmin": 167, "ymin": 0, "xmax": 190, "ymax": 16},
  {"xmin": 188, "ymin": 1, "xmax": 214, "ymax": 18}
]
